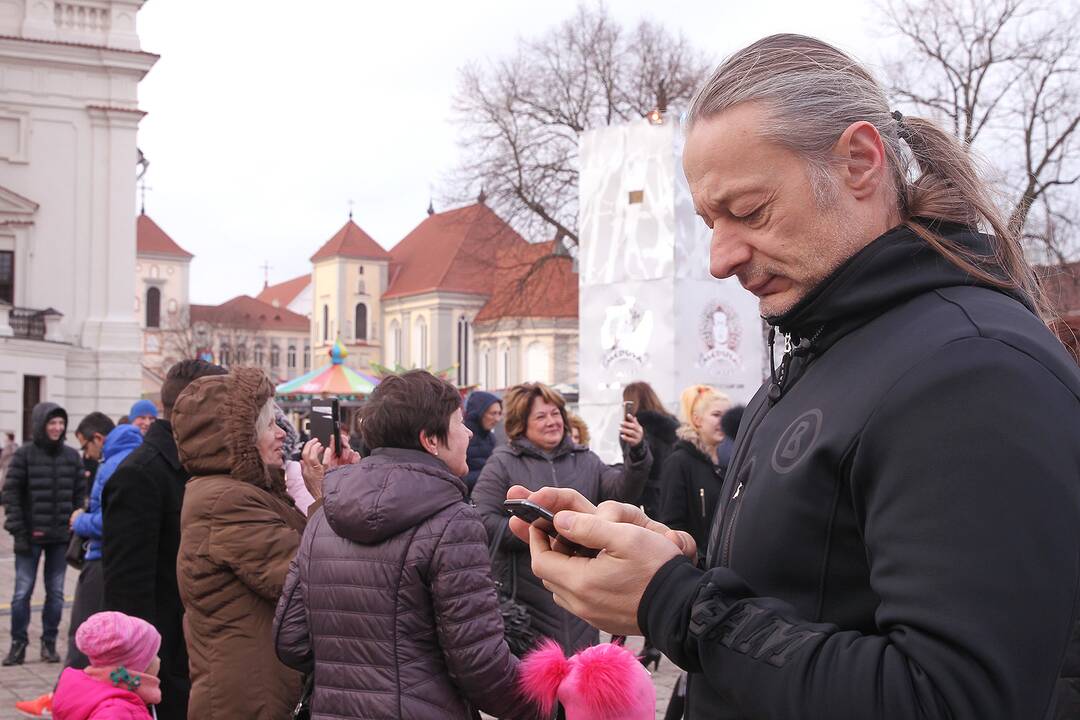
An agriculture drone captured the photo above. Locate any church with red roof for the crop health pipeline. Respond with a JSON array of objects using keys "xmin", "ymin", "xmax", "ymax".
[{"xmin": 140, "ymin": 196, "xmax": 579, "ymax": 394}]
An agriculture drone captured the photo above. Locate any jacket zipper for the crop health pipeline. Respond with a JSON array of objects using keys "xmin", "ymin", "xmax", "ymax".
[
  {"xmin": 699, "ymin": 488, "xmax": 706, "ymax": 518},
  {"xmin": 714, "ymin": 330, "xmax": 794, "ymax": 568}
]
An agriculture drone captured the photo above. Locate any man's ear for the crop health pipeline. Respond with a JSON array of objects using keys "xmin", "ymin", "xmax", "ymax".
[
  {"xmin": 418, "ymin": 430, "xmax": 437, "ymax": 454},
  {"xmin": 834, "ymin": 121, "xmax": 887, "ymax": 200}
]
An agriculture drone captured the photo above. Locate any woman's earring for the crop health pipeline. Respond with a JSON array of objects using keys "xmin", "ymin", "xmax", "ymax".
[{"xmin": 434, "ymin": 448, "xmax": 439, "ymax": 456}]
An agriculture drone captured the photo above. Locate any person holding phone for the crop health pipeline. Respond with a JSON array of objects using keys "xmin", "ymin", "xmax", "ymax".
[
  {"xmin": 471, "ymin": 382, "xmax": 651, "ymax": 654},
  {"xmin": 274, "ymin": 371, "xmax": 532, "ymax": 719}
]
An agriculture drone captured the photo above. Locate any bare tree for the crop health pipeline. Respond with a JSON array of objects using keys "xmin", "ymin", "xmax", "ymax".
[
  {"xmin": 881, "ymin": 0, "xmax": 1080, "ymax": 261},
  {"xmin": 449, "ymin": 3, "xmax": 710, "ymax": 248},
  {"xmin": 158, "ymin": 306, "xmax": 269, "ymax": 372}
]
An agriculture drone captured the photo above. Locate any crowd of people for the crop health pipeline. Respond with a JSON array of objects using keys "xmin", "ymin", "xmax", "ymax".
[{"xmin": 0, "ymin": 30, "xmax": 1078, "ymax": 720}]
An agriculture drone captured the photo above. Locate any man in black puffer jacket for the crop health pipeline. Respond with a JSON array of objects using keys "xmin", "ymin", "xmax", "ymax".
[
  {"xmin": 510, "ymin": 35, "xmax": 1080, "ymax": 720},
  {"xmin": 2, "ymin": 402, "xmax": 83, "ymax": 666}
]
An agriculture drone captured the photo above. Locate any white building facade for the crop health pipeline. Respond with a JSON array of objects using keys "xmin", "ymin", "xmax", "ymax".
[{"xmin": 0, "ymin": 0, "xmax": 156, "ymax": 440}]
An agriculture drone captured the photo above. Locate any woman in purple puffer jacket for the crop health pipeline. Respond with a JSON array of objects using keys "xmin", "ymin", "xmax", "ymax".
[{"xmin": 273, "ymin": 370, "xmax": 533, "ymax": 720}]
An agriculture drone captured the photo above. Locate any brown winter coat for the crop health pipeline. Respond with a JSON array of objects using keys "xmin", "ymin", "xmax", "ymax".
[
  {"xmin": 273, "ymin": 447, "xmax": 530, "ymax": 720},
  {"xmin": 172, "ymin": 368, "xmax": 306, "ymax": 720},
  {"xmin": 472, "ymin": 436, "xmax": 651, "ymax": 653}
]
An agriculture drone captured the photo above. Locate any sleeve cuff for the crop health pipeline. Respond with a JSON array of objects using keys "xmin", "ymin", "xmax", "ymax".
[{"xmin": 637, "ymin": 554, "xmax": 702, "ymax": 639}]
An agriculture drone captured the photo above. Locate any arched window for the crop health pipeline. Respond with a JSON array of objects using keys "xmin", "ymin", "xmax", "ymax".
[
  {"xmin": 237, "ymin": 343, "xmax": 248, "ymax": 365},
  {"xmin": 412, "ymin": 317, "xmax": 428, "ymax": 368},
  {"xmin": 145, "ymin": 287, "xmax": 161, "ymax": 328},
  {"xmin": 390, "ymin": 321, "xmax": 402, "ymax": 366},
  {"xmin": 287, "ymin": 345, "xmax": 297, "ymax": 369},
  {"xmin": 526, "ymin": 342, "xmax": 551, "ymax": 383},
  {"xmin": 497, "ymin": 345, "xmax": 510, "ymax": 388},
  {"xmin": 303, "ymin": 344, "xmax": 311, "ymax": 370},
  {"xmin": 219, "ymin": 343, "xmax": 231, "ymax": 366},
  {"xmin": 355, "ymin": 303, "xmax": 367, "ymax": 341},
  {"xmin": 270, "ymin": 344, "xmax": 280, "ymax": 367},
  {"xmin": 457, "ymin": 316, "xmax": 470, "ymax": 386},
  {"xmin": 322, "ymin": 305, "xmax": 329, "ymax": 342},
  {"xmin": 254, "ymin": 344, "xmax": 265, "ymax": 366}
]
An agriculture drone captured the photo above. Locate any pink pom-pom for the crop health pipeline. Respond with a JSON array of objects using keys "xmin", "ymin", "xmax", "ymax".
[
  {"xmin": 565, "ymin": 643, "xmax": 654, "ymax": 719},
  {"xmin": 518, "ymin": 639, "xmax": 570, "ymax": 718}
]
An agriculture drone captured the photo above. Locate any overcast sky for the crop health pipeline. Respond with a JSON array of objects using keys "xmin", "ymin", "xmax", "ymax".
[{"xmin": 137, "ymin": 1, "xmax": 884, "ymax": 304}]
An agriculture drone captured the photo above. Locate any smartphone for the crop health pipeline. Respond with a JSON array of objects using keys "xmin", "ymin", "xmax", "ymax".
[
  {"xmin": 503, "ymin": 499, "xmax": 600, "ymax": 558},
  {"xmin": 309, "ymin": 398, "xmax": 341, "ymax": 456},
  {"xmin": 623, "ymin": 400, "xmax": 635, "ymax": 419}
]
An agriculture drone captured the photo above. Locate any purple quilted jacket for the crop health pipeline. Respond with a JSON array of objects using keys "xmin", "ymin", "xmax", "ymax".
[{"xmin": 273, "ymin": 447, "xmax": 531, "ymax": 720}]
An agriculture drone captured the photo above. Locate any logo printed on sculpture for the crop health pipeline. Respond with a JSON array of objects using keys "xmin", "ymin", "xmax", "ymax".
[
  {"xmin": 698, "ymin": 301, "xmax": 742, "ymax": 373},
  {"xmin": 600, "ymin": 296, "xmax": 653, "ymax": 376}
]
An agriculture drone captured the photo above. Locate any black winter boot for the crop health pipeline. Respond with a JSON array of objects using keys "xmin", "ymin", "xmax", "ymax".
[
  {"xmin": 2, "ymin": 640, "xmax": 27, "ymax": 666},
  {"xmin": 40, "ymin": 639, "xmax": 60, "ymax": 663}
]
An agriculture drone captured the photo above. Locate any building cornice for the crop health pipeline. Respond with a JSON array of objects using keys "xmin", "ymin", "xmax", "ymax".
[{"xmin": 0, "ymin": 35, "xmax": 158, "ymax": 75}]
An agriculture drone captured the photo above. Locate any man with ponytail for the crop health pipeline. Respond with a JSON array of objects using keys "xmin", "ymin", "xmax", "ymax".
[{"xmin": 508, "ymin": 34, "xmax": 1080, "ymax": 720}]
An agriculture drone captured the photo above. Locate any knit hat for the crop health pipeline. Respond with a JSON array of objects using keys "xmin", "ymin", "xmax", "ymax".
[
  {"xmin": 75, "ymin": 612, "xmax": 161, "ymax": 673},
  {"xmin": 129, "ymin": 399, "xmax": 158, "ymax": 420},
  {"xmin": 519, "ymin": 640, "xmax": 655, "ymax": 720}
]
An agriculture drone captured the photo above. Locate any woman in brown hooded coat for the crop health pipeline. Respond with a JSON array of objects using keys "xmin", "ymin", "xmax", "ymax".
[{"xmin": 172, "ymin": 367, "xmax": 307, "ymax": 719}]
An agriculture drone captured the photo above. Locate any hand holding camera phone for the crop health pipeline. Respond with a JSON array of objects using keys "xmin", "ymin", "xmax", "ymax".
[
  {"xmin": 309, "ymin": 398, "xmax": 341, "ymax": 458},
  {"xmin": 618, "ymin": 400, "xmax": 643, "ymax": 448},
  {"xmin": 503, "ymin": 499, "xmax": 600, "ymax": 558}
]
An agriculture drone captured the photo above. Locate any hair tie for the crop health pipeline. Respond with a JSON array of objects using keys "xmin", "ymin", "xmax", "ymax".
[{"xmin": 891, "ymin": 110, "xmax": 913, "ymax": 143}]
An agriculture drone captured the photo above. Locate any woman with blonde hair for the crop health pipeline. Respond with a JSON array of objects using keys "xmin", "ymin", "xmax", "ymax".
[
  {"xmin": 658, "ymin": 385, "xmax": 730, "ymax": 557},
  {"xmin": 472, "ymin": 382, "xmax": 651, "ymax": 653}
]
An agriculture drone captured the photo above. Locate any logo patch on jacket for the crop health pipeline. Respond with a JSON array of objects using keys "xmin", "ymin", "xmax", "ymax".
[{"xmin": 771, "ymin": 409, "xmax": 822, "ymax": 474}]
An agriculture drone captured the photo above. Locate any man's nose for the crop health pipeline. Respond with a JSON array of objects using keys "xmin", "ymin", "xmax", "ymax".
[{"xmin": 709, "ymin": 224, "xmax": 753, "ymax": 279}]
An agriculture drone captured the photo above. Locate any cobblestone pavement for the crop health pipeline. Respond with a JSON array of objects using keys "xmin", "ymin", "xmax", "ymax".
[{"xmin": 0, "ymin": 511, "xmax": 682, "ymax": 719}]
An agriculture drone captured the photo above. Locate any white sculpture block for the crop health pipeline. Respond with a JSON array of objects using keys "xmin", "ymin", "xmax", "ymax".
[{"xmin": 578, "ymin": 117, "xmax": 768, "ymax": 463}]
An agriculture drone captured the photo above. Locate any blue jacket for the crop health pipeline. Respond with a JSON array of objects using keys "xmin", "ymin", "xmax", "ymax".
[
  {"xmin": 73, "ymin": 424, "xmax": 143, "ymax": 561},
  {"xmin": 463, "ymin": 391, "xmax": 500, "ymax": 493}
]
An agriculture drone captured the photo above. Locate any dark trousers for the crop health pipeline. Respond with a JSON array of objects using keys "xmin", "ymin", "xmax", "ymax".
[
  {"xmin": 10, "ymin": 542, "xmax": 66, "ymax": 644},
  {"xmin": 63, "ymin": 559, "xmax": 103, "ymax": 669}
]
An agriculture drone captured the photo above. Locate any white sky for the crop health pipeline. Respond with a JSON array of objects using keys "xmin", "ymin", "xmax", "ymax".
[{"xmin": 137, "ymin": 1, "xmax": 885, "ymax": 304}]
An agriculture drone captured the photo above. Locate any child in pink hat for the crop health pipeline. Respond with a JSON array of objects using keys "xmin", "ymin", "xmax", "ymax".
[
  {"xmin": 519, "ymin": 640, "xmax": 656, "ymax": 719},
  {"xmin": 52, "ymin": 611, "xmax": 162, "ymax": 720}
]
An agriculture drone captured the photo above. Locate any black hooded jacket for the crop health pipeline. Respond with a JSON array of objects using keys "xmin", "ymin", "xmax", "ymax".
[
  {"xmin": 638, "ymin": 223, "xmax": 1080, "ymax": 719},
  {"xmin": 2, "ymin": 402, "xmax": 83, "ymax": 547},
  {"xmin": 463, "ymin": 391, "xmax": 500, "ymax": 493},
  {"xmin": 658, "ymin": 438, "xmax": 726, "ymax": 556},
  {"xmin": 636, "ymin": 409, "xmax": 680, "ymax": 517}
]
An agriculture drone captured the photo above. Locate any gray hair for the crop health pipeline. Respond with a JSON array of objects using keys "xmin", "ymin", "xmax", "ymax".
[{"xmin": 688, "ymin": 34, "xmax": 1044, "ymax": 320}]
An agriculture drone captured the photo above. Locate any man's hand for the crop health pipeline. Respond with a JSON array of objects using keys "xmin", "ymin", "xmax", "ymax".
[
  {"xmin": 527, "ymin": 508, "xmax": 683, "ymax": 635},
  {"xmin": 323, "ymin": 435, "xmax": 360, "ymax": 469},
  {"xmin": 69, "ymin": 508, "xmax": 84, "ymax": 530},
  {"xmin": 619, "ymin": 414, "xmax": 645, "ymax": 448},
  {"xmin": 506, "ymin": 486, "xmax": 697, "ymax": 560}
]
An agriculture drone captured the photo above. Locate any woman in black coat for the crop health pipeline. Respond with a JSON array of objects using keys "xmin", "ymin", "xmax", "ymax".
[
  {"xmin": 658, "ymin": 385, "xmax": 731, "ymax": 556},
  {"xmin": 623, "ymin": 381, "xmax": 679, "ymax": 518}
]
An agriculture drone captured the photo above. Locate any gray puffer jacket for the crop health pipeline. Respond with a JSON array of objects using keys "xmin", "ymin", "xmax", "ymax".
[
  {"xmin": 273, "ymin": 447, "xmax": 530, "ymax": 720},
  {"xmin": 472, "ymin": 436, "xmax": 651, "ymax": 653}
]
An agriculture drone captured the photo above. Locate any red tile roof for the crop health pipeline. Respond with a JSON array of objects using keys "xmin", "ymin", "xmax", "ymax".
[
  {"xmin": 384, "ymin": 203, "xmax": 525, "ymax": 299},
  {"xmin": 137, "ymin": 213, "xmax": 193, "ymax": 259},
  {"xmin": 256, "ymin": 274, "xmax": 310, "ymax": 309},
  {"xmin": 310, "ymin": 219, "xmax": 390, "ymax": 262},
  {"xmin": 474, "ymin": 241, "xmax": 578, "ymax": 322},
  {"xmin": 190, "ymin": 295, "xmax": 309, "ymax": 333}
]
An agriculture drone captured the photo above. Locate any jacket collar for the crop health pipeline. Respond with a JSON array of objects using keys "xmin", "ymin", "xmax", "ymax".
[
  {"xmin": 770, "ymin": 221, "xmax": 1035, "ymax": 352},
  {"xmin": 144, "ymin": 420, "xmax": 182, "ymax": 471},
  {"xmin": 510, "ymin": 435, "xmax": 575, "ymax": 460}
]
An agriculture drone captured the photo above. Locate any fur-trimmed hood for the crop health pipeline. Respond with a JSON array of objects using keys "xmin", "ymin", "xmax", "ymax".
[{"xmin": 171, "ymin": 367, "xmax": 276, "ymax": 491}]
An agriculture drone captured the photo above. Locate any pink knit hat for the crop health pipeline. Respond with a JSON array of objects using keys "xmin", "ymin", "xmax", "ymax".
[
  {"xmin": 75, "ymin": 611, "xmax": 161, "ymax": 672},
  {"xmin": 519, "ymin": 640, "xmax": 656, "ymax": 719}
]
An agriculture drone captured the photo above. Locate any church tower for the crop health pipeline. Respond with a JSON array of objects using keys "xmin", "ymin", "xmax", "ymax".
[{"xmin": 309, "ymin": 218, "xmax": 390, "ymax": 371}]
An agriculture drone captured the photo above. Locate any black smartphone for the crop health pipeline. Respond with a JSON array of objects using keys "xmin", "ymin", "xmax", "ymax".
[
  {"xmin": 503, "ymin": 499, "xmax": 600, "ymax": 558},
  {"xmin": 309, "ymin": 398, "xmax": 341, "ymax": 456},
  {"xmin": 623, "ymin": 400, "xmax": 635, "ymax": 419}
]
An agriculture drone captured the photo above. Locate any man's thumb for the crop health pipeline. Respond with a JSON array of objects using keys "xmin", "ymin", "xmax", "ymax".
[{"xmin": 553, "ymin": 511, "xmax": 603, "ymax": 548}]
